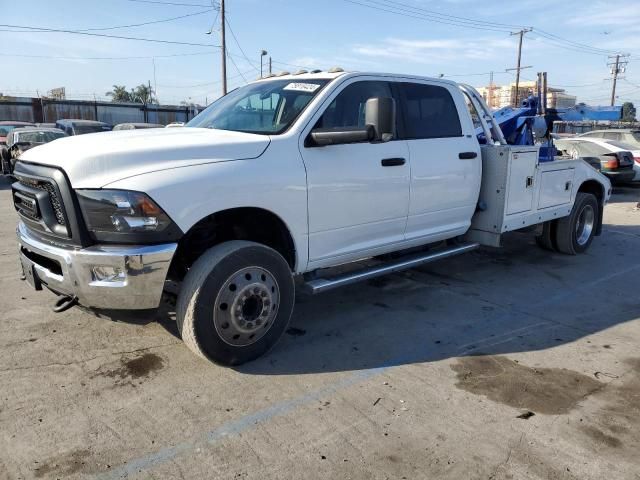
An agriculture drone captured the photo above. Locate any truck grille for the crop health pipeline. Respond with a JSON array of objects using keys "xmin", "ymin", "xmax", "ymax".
[
  {"xmin": 27, "ymin": 178, "xmax": 66, "ymax": 225},
  {"xmin": 12, "ymin": 165, "xmax": 74, "ymax": 242},
  {"xmin": 15, "ymin": 176, "xmax": 67, "ymax": 226}
]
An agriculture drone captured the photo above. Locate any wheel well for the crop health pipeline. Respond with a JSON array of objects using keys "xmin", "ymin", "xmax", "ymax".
[
  {"xmin": 578, "ymin": 180, "xmax": 605, "ymax": 235},
  {"xmin": 169, "ymin": 208, "xmax": 296, "ymax": 280}
]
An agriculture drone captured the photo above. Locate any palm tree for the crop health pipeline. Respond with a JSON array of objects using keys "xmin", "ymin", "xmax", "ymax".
[
  {"xmin": 105, "ymin": 85, "xmax": 131, "ymax": 103},
  {"xmin": 132, "ymin": 84, "xmax": 157, "ymax": 104}
]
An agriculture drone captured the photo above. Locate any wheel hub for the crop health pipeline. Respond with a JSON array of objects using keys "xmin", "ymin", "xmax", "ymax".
[
  {"xmin": 214, "ymin": 267, "xmax": 280, "ymax": 346},
  {"xmin": 575, "ymin": 204, "xmax": 595, "ymax": 246}
]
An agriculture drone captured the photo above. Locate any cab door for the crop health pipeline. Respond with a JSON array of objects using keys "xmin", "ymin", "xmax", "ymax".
[
  {"xmin": 300, "ymin": 79, "xmax": 410, "ymax": 268},
  {"xmin": 397, "ymin": 81, "xmax": 481, "ymax": 242}
]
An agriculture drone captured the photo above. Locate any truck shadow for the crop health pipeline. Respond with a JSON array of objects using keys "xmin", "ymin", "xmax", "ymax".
[
  {"xmin": 94, "ymin": 224, "xmax": 640, "ymax": 375},
  {"xmin": 238, "ymin": 226, "xmax": 640, "ymax": 376}
]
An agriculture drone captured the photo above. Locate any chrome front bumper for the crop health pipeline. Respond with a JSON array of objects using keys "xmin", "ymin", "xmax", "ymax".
[{"xmin": 17, "ymin": 221, "xmax": 177, "ymax": 309}]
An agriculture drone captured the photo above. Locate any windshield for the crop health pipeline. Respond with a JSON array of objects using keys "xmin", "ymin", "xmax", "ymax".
[
  {"xmin": 0, "ymin": 125, "xmax": 29, "ymax": 136},
  {"xmin": 74, "ymin": 124, "xmax": 111, "ymax": 135},
  {"xmin": 15, "ymin": 130, "xmax": 66, "ymax": 144},
  {"xmin": 605, "ymin": 140, "xmax": 637, "ymax": 151},
  {"xmin": 187, "ymin": 79, "xmax": 330, "ymax": 135}
]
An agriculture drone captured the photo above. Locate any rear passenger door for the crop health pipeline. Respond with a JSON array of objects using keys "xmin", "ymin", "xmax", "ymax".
[{"xmin": 397, "ymin": 81, "xmax": 481, "ymax": 242}]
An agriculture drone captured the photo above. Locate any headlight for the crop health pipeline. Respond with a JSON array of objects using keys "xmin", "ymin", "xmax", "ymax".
[{"xmin": 76, "ymin": 189, "xmax": 181, "ymax": 243}]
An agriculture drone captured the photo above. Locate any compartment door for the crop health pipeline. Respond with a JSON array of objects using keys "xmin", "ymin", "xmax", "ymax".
[
  {"xmin": 506, "ymin": 150, "xmax": 538, "ymax": 215},
  {"xmin": 538, "ymin": 169, "xmax": 575, "ymax": 209}
]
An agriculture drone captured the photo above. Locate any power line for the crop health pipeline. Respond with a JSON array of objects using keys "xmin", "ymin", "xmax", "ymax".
[
  {"xmin": 0, "ymin": 51, "xmax": 215, "ymax": 60},
  {"xmin": 78, "ymin": 9, "xmax": 214, "ymax": 32},
  {"xmin": 440, "ymin": 71, "xmax": 510, "ymax": 78},
  {"xmin": 623, "ymin": 78, "xmax": 640, "ymax": 89},
  {"xmin": 271, "ymin": 59, "xmax": 318, "ymax": 70},
  {"xmin": 343, "ymin": 0, "xmax": 515, "ymax": 33},
  {"xmin": 126, "ymin": 0, "xmax": 216, "ymax": 7},
  {"xmin": 346, "ymin": 0, "xmax": 636, "ymax": 57},
  {"xmin": 0, "ymin": 23, "xmax": 220, "ymax": 47},
  {"xmin": 361, "ymin": 0, "xmax": 525, "ymax": 30},
  {"xmin": 529, "ymin": 33, "xmax": 617, "ymax": 57},
  {"xmin": 552, "ymin": 81, "xmax": 608, "ymax": 88},
  {"xmin": 227, "ymin": 54, "xmax": 248, "ymax": 83},
  {"xmin": 3, "ymin": 10, "xmax": 213, "ymax": 34},
  {"xmin": 225, "ymin": 18, "xmax": 260, "ymax": 72},
  {"xmin": 158, "ymin": 69, "xmax": 253, "ymax": 88},
  {"xmin": 533, "ymin": 29, "xmax": 615, "ymax": 55}
]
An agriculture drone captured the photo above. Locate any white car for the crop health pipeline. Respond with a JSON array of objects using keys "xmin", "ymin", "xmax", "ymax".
[
  {"xmin": 12, "ymin": 71, "xmax": 610, "ymax": 365},
  {"xmin": 579, "ymin": 129, "xmax": 640, "ymax": 149}
]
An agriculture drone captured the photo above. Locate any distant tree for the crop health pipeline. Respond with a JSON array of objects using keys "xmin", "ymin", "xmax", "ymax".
[
  {"xmin": 105, "ymin": 85, "xmax": 132, "ymax": 103},
  {"xmin": 622, "ymin": 102, "xmax": 637, "ymax": 122},
  {"xmin": 131, "ymin": 84, "xmax": 157, "ymax": 104}
]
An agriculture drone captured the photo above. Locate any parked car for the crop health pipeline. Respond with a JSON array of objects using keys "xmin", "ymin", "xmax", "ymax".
[
  {"xmin": 555, "ymin": 137, "xmax": 636, "ymax": 183},
  {"xmin": 165, "ymin": 122, "xmax": 185, "ymax": 128},
  {"xmin": 13, "ymin": 71, "xmax": 610, "ymax": 366},
  {"xmin": 0, "ymin": 121, "xmax": 36, "ymax": 146},
  {"xmin": 35, "ymin": 123, "xmax": 57, "ymax": 129},
  {"xmin": 55, "ymin": 119, "xmax": 112, "ymax": 136},
  {"xmin": 579, "ymin": 129, "xmax": 640, "ymax": 149},
  {"xmin": 113, "ymin": 123, "xmax": 164, "ymax": 131},
  {"xmin": 1, "ymin": 127, "xmax": 67, "ymax": 174},
  {"xmin": 598, "ymin": 139, "xmax": 640, "ymax": 182}
]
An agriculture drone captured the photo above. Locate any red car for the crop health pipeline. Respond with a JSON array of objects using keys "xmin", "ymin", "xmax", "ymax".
[{"xmin": 0, "ymin": 121, "xmax": 36, "ymax": 146}]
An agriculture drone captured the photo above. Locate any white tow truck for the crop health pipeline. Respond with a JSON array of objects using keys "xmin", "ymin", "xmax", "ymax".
[{"xmin": 13, "ymin": 70, "xmax": 611, "ymax": 365}]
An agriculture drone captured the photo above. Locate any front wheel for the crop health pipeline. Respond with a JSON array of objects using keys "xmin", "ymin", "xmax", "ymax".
[
  {"xmin": 554, "ymin": 192, "xmax": 598, "ymax": 255},
  {"xmin": 176, "ymin": 241, "xmax": 295, "ymax": 366}
]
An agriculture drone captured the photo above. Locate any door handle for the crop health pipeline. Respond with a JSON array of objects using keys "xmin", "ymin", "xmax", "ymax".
[
  {"xmin": 381, "ymin": 158, "xmax": 406, "ymax": 167},
  {"xmin": 459, "ymin": 152, "xmax": 478, "ymax": 159}
]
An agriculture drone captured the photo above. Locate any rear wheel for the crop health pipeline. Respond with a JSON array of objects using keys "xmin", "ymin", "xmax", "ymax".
[
  {"xmin": 176, "ymin": 240, "xmax": 295, "ymax": 366},
  {"xmin": 554, "ymin": 192, "xmax": 598, "ymax": 255}
]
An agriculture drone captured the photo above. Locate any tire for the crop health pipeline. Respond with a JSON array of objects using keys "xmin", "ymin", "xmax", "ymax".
[
  {"xmin": 176, "ymin": 240, "xmax": 295, "ymax": 366},
  {"xmin": 535, "ymin": 220, "xmax": 556, "ymax": 251},
  {"xmin": 554, "ymin": 192, "xmax": 598, "ymax": 255}
]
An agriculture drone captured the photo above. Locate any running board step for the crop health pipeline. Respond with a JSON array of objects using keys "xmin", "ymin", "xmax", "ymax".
[{"xmin": 303, "ymin": 242, "xmax": 480, "ymax": 294}]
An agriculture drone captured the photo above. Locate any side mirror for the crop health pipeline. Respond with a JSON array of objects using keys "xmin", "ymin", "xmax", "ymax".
[
  {"xmin": 307, "ymin": 125, "xmax": 374, "ymax": 147},
  {"xmin": 365, "ymin": 97, "xmax": 396, "ymax": 142}
]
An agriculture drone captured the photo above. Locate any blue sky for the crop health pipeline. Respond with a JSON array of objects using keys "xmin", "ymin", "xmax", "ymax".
[{"xmin": 1, "ymin": 0, "xmax": 639, "ymax": 107}]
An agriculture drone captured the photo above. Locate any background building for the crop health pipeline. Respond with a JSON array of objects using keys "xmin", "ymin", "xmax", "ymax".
[{"xmin": 476, "ymin": 81, "xmax": 577, "ymax": 109}]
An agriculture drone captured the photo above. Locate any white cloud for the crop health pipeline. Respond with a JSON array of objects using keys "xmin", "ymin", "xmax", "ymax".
[
  {"xmin": 566, "ymin": 1, "xmax": 640, "ymax": 27},
  {"xmin": 351, "ymin": 36, "xmax": 516, "ymax": 64}
]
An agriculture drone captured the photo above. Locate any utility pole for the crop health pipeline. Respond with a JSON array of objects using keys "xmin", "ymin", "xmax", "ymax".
[
  {"xmin": 221, "ymin": 0, "xmax": 227, "ymax": 95},
  {"xmin": 268, "ymin": 56, "xmax": 272, "ymax": 76},
  {"xmin": 608, "ymin": 54, "xmax": 628, "ymax": 107},
  {"xmin": 152, "ymin": 57, "xmax": 158, "ymax": 104},
  {"xmin": 509, "ymin": 28, "xmax": 532, "ymax": 107},
  {"xmin": 488, "ymin": 71, "xmax": 494, "ymax": 108}
]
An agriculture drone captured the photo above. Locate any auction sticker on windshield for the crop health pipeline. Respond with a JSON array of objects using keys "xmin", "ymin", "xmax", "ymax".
[{"xmin": 283, "ymin": 83, "xmax": 321, "ymax": 93}]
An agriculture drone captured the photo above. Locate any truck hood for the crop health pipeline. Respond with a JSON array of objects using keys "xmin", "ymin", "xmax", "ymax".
[{"xmin": 18, "ymin": 127, "xmax": 271, "ymax": 188}]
